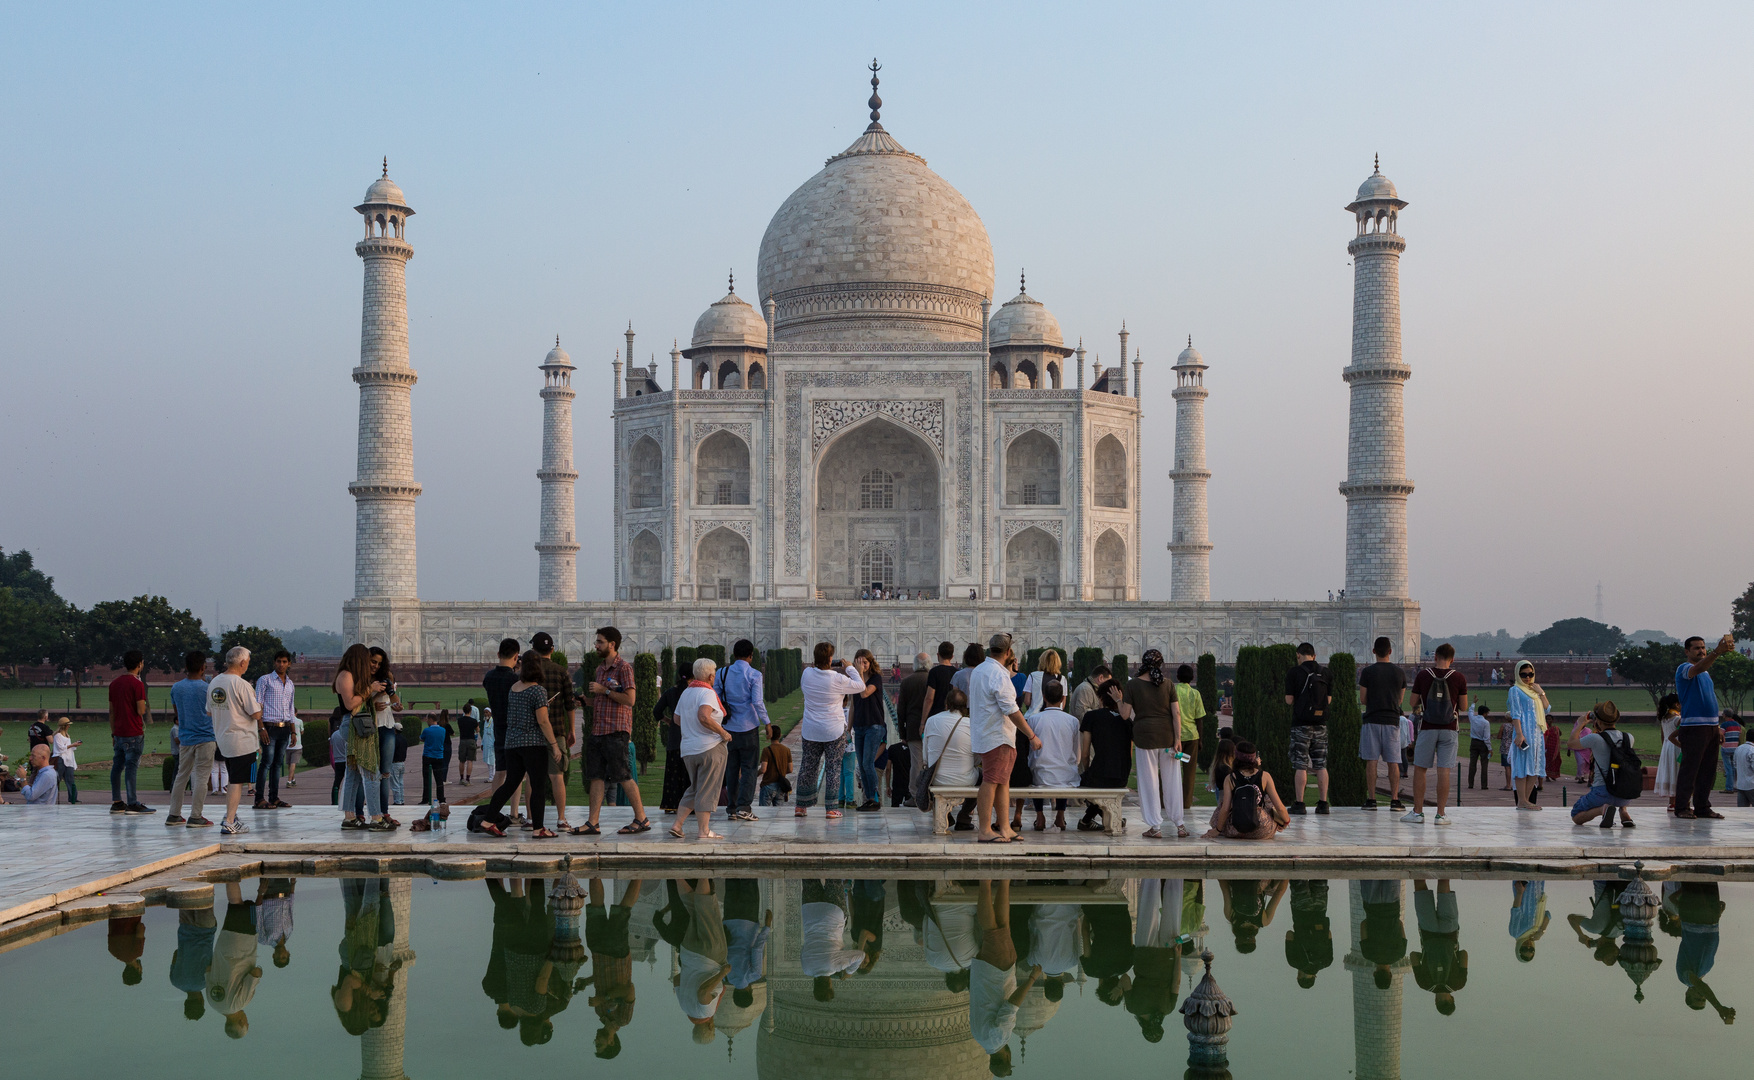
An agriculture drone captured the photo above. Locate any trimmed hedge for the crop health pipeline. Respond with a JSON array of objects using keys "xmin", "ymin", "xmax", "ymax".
[
  {"xmin": 1257, "ymin": 644, "xmax": 1298, "ymax": 796},
  {"xmin": 1110, "ymin": 654, "xmax": 1130, "ymax": 680},
  {"xmin": 1022, "ymin": 646, "xmax": 1067, "ymax": 675},
  {"xmin": 697, "ymin": 643, "xmax": 727, "ymax": 673},
  {"xmin": 674, "ymin": 646, "xmax": 698, "ymax": 686},
  {"xmin": 1325, "ymin": 652, "xmax": 1364, "ymax": 804},
  {"xmin": 1196, "ymin": 653, "xmax": 1219, "ymax": 767},
  {"xmin": 632, "ymin": 652, "xmax": 659, "ymax": 766},
  {"xmin": 1069, "ymin": 646, "xmax": 1106, "ymax": 690},
  {"xmin": 660, "ymin": 647, "xmax": 673, "ymax": 688},
  {"xmin": 762, "ymin": 648, "xmax": 802, "ymax": 700}
]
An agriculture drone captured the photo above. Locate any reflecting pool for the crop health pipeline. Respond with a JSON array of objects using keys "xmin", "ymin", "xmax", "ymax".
[{"xmin": 3, "ymin": 874, "xmax": 1749, "ymax": 1077}]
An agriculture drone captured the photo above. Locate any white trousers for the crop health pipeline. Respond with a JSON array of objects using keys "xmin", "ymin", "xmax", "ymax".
[
  {"xmin": 1135, "ymin": 747, "xmax": 1184, "ymax": 829},
  {"xmin": 1135, "ymin": 877, "xmax": 1185, "ymax": 950}
]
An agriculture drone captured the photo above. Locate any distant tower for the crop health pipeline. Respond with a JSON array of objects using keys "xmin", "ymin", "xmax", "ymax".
[
  {"xmin": 1341, "ymin": 157, "xmax": 1413, "ymax": 599},
  {"xmin": 536, "ymin": 338, "xmax": 579, "ymax": 601},
  {"xmin": 350, "ymin": 161, "xmax": 421, "ymax": 600},
  {"xmin": 1169, "ymin": 338, "xmax": 1212, "ymax": 600},
  {"xmin": 358, "ymin": 878, "xmax": 416, "ymax": 1080}
]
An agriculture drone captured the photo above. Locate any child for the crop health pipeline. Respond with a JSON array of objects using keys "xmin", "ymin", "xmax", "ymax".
[
  {"xmin": 885, "ymin": 740, "xmax": 912, "ymax": 807},
  {"xmin": 758, "ymin": 724, "xmax": 793, "ymax": 807},
  {"xmin": 420, "ymin": 715, "xmax": 448, "ymax": 804},
  {"xmin": 1654, "ymin": 693, "xmax": 1680, "ymax": 812}
]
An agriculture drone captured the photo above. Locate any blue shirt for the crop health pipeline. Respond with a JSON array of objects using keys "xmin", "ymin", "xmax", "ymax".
[
  {"xmin": 171, "ymin": 678, "xmax": 215, "ymax": 744},
  {"xmin": 1676, "ymin": 662, "xmax": 1721, "ymax": 725},
  {"xmin": 171, "ymin": 918, "xmax": 216, "ymax": 994},
  {"xmin": 22, "ymin": 765, "xmax": 58, "ymax": 804},
  {"xmin": 420, "ymin": 725, "xmax": 447, "ymax": 759},
  {"xmin": 716, "ymin": 660, "xmax": 770, "ymax": 734}
]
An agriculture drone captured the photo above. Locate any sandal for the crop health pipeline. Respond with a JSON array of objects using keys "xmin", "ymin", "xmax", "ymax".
[
  {"xmin": 1142, "ymin": 827, "xmax": 1163, "ymax": 839},
  {"xmin": 554, "ymin": 820, "xmax": 572, "ymax": 833},
  {"xmin": 977, "ymin": 836, "xmax": 1011, "ymax": 844},
  {"xmin": 478, "ymin": 821, "xmax": 505, "ymax": 837},
  {"xmin": 668, "ymin": 828, "xmax": 686, "ymax": 839},
  {"xmin": 1176, "ymin": 825, "xmax": 1190, "ymax": 839},
  {"xmin": 1701, "ymin": 810, "xmax": 1726, "ymax": 819},
  {"xmin": 531, "ymin": 828, "xmax": 558, "ymax": 839},
  {"xmin": 826, "ymin": 810, "xmax": 842, "ymax": 819},
  {"xmin": 617, "ymin": 819, "xmax": 652, "ymax": 834},
  {"xmin": 570, "ymin": 823, "xmax": 601, "ymax": 836}
]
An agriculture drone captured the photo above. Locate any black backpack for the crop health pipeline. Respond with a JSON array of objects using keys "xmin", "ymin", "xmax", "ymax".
[
  {"xmin": 1420, "ymin": 668, "xmax": 1457, "ymax": 729},
  {"xmin": 466, "ymin": 805, "xmax": 511, "ymax": 833},
  {"xmin": 1230, "ymin": 772, "xmax": 1264, "ymax": 832},
  {"xmin": 1597, "ymin": 729, "xmax": 1644, "ymax": 801},
  {"xmin": 1293, "ymin": 666, "xmax": 1329, "ymax": 726}
]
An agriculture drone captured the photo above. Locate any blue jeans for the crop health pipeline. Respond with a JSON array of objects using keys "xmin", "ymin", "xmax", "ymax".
[
  {"xmin": 1722, "ymin": 749, "xmax": 1738, "ymax": 793},
  {"xmin": 759, "ymin": 782, "xmax": 787, "ymax": 806},
  {"xmin": 258, "ymin": 724, "xmax": 292, "ymax": 802},
  {"xmin": 724, "ymin": 728, "xmax": 761, "ymax": 812},
  {"xmin": 1571, "ymin": 783, "xmax": 1631, "ymax": 818},
  {"xmin": 854, "ymin": 725, "xmax": 886, "ymax": 806},
  {"xmin": 110, "ymin": 735, "xmax": 143, "ymax": 804},
  {"xmin": 388, "ymin": 760, "xmax": 406, "ymax": 805},
  {"xmin": 341, "ymin": 760, "xmax": 383, "ymax": 818},
  {"xmin": 378, "ymin": 727, "xmax": 398, "ymax": 807}
]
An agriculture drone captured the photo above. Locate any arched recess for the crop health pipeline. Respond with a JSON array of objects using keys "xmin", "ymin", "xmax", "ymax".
[
  {"xmin": 629, "ymin": 529, "xmax": 662, "ymax": 599},
  {"xmin": 1005, "ymin": 430, "xmax": 1059, "ymax": 505},
  {"xmin": 814, "ymin": 416, "xmax": 940, "ymax": 600},
  {"xmin": 717, "ymin": 360, "xmax": 743, "ymax": 389},
  {"xmin": 693, "ymin": 362, "xmax": 710, "ymax": 390},
  {"xmin": 695, "ymin": 526, "xmax": 750, "ymax": 601},
  {"xmin": 989, "ymin": 363, "xmax": 1009, "ymax": 389},
  {"xmin": 1094, "ymin": 434, "xmax": 1128, "ymax": 508},
  {"xmin": 747, "ymin": 362, "xmax": 765, "ymax": 390},
  {"xmin": 1046, "ymin": 361, "xmax": 1061, "ymax": 389},
  {"xmin": 629, "ymin": 436, "xmax": 663, "ymax": 508},
  {"xmin": 1094, "ymin": 529, "xmax": 1127, "ymax": 600},
  {"xmin": 1014, "ymin": 359, "xmax": 1038, "ymax": 390},
  {"xmin": 1005, "ymin": 527, "xmax": 1060, "ymax": 601},
  {"xmin": 695, "ymin": 430, "xmax": 750, "ymax": 505}
]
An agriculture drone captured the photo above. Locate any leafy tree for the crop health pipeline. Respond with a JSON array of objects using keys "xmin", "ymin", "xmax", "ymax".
[
  {"xmin": 218, "ymin": 626, "xmax": 288, "ymax": 681},
  {"xmin": 1325, "ymin": 653, "xmax": 1365, "ymax": 803},
  {"xmin": 85, "ymin": 595, "xmax": 210, "ymax": 674},
  {"xmin": 1734, "ymin": 582, "xmax": 1754, "ymax": 644},
  {"xmin": 1711, "ymin": 650, "xmax": 1754, "ymax": 714},
  {"xmin": 1610, "ymin": 640, "xmax": 1687, "ymax": 709},
  {"xmin": 1519, "ymin": 618, "xmax": 1626, "ymax": 656},
  {"xmin": 0, "ymin": 548, "xmax": 62, "ymax": 606},
  {"xmin": 273, "ymin": 626, "xmax": 344, "ymax": 656}
]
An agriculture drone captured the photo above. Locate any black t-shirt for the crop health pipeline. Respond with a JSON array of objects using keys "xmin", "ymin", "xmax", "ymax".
[
  {"xmin": 1080, "ymin": 707, "xmax": 1133, "ymax": 782},
  {"xmin": 1079, "ymin": 903, "xmax": 1135, "ymax": 979},
  {"xmin": 458, "ymin": 716, "xmax": 479, "ymax": 740},
  {"xmin": 482, "ymin": 665, "xmax": 518, "ymax": 743},
  {"xmin": 28, "ymin": 721, "xmax": 53, "ymax": 748},
  {"xmin": 1284, "ymin": 660, "xmax": 1328, "ymax": 727},
  {"xmin": 851, "ymin": 669, "xmax": 885, "ymax": 729},
  {"xmin": 1359, "ymin": 661, "xmax": 1408, "ymax": 726},
  {"xmin": 1286, "ymin": 883, "xmax": 1334, "ymax": 974},
  {"xmin": 1361, "ymin": 903, "xmax": 1407, "ymax": 967},
  {"xmin": 896, "ymin": 670, "xmax": 930, "ymax": 742},
  {"xmin": 925, "ymin": 662, "xmax": 957, "ymax": 710},
  {"xmin": 391, "ymin": 726, "xmax": 409, "ymax": 763}
]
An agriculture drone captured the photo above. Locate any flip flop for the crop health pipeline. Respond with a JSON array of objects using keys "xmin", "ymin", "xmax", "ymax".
[
  {"xmin": 978, "ymin": 836, "xmax": 1011, "ymax": 844},
  {"xmin": 700, "ymin": 831, "xmax": 724, "ymax": 840},
  {"xmin": 617, "ymin": 819, "xmax": 651, "ymax": 834},
  {"xmin": 569, "ymin": 823, "xmax": 601, "ymax": 836},
  {"xmin": 1702, "ymin": 810, "xmax": 1726, "ymax": 819},
  {"xmin": 669, "ymin": 828, "xmax": 686, "ymax": 839}
]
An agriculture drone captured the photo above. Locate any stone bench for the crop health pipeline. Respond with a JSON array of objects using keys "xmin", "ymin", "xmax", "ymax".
[{"xmin": 929, "ymin": 786, "xmax": 1127, "ymax": 835}]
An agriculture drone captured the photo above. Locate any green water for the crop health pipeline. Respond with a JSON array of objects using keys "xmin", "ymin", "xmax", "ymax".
[{"xmin": 2, "ymin": 875, "xmax": 1747, "ymax": 1078}]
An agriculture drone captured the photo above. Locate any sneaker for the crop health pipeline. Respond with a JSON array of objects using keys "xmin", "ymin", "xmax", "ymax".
[
  {"xmin": 285, "ymin": 779, "xmax": 296, "ymax": 787},
  {"xmin": 111, "ymin": 801, "xmax": 128, "ymax": 814},
  {"xmin": 857, "ymin": 800, "xmax": 881, "ymax": 812},
  {"xmin": 220, "ymin": 818, "xmax": 249, "ymax": 835},
  {"xmin": 1315, "ymin": 801, "xmax": 1331, "ymax": 815},
  {"xmin": 252, "ymin": 801, "xmax": 271, "ymax": 810},
  {"xmin": 164, "ymin": 814, "xmax": 186, "ymax": 826},
  {"xmin": 1400, "ymin": 809, "xmax": 1425, "ymax": 823},
  {"xmin": 1362, "ymin": 799, "xmax": 1378, "ymax": 811},
  {"xmin": 127, "ymin": 802, "xmax": 156, "ymax": 815},
  {"xmin": 1433, "ymin": 813, "xmax": 1451, "ymax": 825},
  {"xmin": 186, "ymin": 816, "xmax": 214, "ymax": 828},
  {"xmin": 1290, "ymin": 801, "xmax": 1307, "ymax": 815},
  {"xmin": 1389, "ymin": 800, "xmax": 1405, "ymax": 812}
]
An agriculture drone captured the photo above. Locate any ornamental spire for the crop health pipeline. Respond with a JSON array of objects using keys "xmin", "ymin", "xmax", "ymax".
[
  {"xmin": 866, "ymin": 58, "xmax": 883, "ymax": 130},
  {"xmin": 382, "ymin": 156, "xmax": 388, "ymax": 178}
]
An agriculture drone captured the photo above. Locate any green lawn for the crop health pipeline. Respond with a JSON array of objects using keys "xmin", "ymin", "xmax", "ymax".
[{"xmin": 1462, "ymin": 686, "xmax": 1663, "ymax": 715}]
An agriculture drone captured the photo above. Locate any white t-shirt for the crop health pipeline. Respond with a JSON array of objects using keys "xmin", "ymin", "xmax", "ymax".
[
  {"xmin": 968, "ymin": 957, "xmax": 1019, "ymax": 1053},
  {"xmin": 968, "ymin": 658, "xmax": 1020, "ymax": 754},
  {"xmin": 1735, "ymin": 743, "xmax": 1754, "ymax": 791},
  {"xmin": 1399, "ymin": 714, "xmax": 1414, "ymax": 749},
  {"xmin": 1028, "ymin": 708, "xmax": 1081, "ymax": 786},
  {"xmin": 677, "ymin": 685, "xmax": 726, "ymax": 758},
  {"xmin": 675, "ymin": 947, "xmax": 725, "ymax": 1020},
  {"xmin": 206, "ymin": 673, "xmax": 261, "ymax": 759},
  {"xmin": 52, "ymin": 731, "xmax": 76, "ymax": 769},
  {"xmin": 923, "ymin": 710, "xmax": 979, "ymax": 786},
  {"xmin": 800, "ymin": 902, "xmax": 865, "ymax": 978},
  {"xmin": 288, "ymin": 716, "xmax": 304, "ymax": 751},
  {"xmin": 207, "ymin": 928, "xmax": 260, "ymax": 1016},
  {"xmin": 799, "ymin": 664, "xmax": 866, "ymax": 743},
  {"xmin": 923, "ymin": 902, "xmax": 979, "ymax": 973}
]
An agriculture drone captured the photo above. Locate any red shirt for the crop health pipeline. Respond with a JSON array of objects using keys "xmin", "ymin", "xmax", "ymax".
[{"xmin": 108, "ymin": 673, "xmax": 146, "ymax": 737}]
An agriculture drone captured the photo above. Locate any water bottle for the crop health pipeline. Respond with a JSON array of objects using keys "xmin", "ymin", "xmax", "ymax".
[{"xmin": 428, "ymin": 803, "xmax": 442, "ymax": 831}]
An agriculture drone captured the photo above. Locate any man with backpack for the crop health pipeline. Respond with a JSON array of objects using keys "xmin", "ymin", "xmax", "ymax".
[
  {"xmin": 1403, "ymin": 642, "xmax": 1467, "ymax": 824},
  {"xmin": 1568, "ymin": 701, "xmax": 1640, "ymax": 827},
  {"xmin": 1281, "ymin": 643, "xmax": 1331, "ymax": 815}
]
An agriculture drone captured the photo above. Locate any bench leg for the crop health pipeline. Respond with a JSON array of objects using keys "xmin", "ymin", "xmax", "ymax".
[
  {"xmin": 1102, "ymin": 797, "xmax": 1122, "ymax": 834},
  {"xmin": 932, "ymin": 797, "xmax": 950, "ymax": 836}
]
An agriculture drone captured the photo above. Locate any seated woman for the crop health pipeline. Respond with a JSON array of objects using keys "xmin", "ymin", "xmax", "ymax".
[
  {"xmin": 1203, "ymin": 741, "xmax": 1291, "ymax": 840},
  {"xmin": 923, "ymin": 689, "xmax": 980, "ymax": 831}
]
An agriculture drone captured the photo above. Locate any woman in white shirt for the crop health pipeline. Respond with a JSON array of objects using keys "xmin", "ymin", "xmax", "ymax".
[
  {"xmin": 52, "ymin": 717, "xmax": 80, "ymax": 804},
  {"xmin": 674, "ymin": 658, "xmax": 732, "ymax": 840},
  {"xmin": 923, "ymin": 690, "xmax": 980, "ymax": 787},
  {"xmin": 795, "ymin": 642, "xmax": 867, "ymax": 820},
  {"xmin": 1022, "ymin": 649, "xmax": 1064, "ymax": 718}
]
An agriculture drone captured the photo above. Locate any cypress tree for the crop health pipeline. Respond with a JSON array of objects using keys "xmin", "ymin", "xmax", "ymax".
[
  {"xmin": 1196, "ymin": 653, "xmax": 1219, "ymax": 767},
  {"xmin": 675, "ymin": 645, "xmax": 698, "ymax": 686},
  {"xmin": 632, "ymin": 652, "xmax": 659, "ymax": 767},
  {"xmin": 1257, "ymin": 643, "xmax": 1298, "ymax": 796},
  {"xmin": 1325, "ymin": 652, "xmax": 1364, "ymax": 804}
]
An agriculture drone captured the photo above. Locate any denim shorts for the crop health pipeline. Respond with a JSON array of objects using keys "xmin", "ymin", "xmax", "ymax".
[
  {"xmin": 1413, "ymin": 729, "xmax": 1457, "ymax": 769},
  {"xmin": 1571, "ymin": 783, "xmax": 1631, "ymax": 816},
  {"xmin": 1358, "ymin": 723, "xmax": 1401, "ymax": 763}
]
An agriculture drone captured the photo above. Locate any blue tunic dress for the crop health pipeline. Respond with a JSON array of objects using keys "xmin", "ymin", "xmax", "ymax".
[{"xmin": 1506, "ymin": 687, "xmax": 1546, "ymax": 780}]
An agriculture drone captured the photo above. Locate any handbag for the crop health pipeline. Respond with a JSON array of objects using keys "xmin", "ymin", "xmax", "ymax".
[{"xmin": 912, "ymin": 716, "xmax": 966, "ymax": 812}]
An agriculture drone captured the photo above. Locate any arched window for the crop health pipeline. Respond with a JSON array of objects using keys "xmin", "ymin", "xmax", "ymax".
[
  {"xmin": 1005, "ymin": 430, "xmax": 1060, "ymax": 505},
  {"xmin": 859, "ymin": 468, "xmax": 894, "ymax": 510},
  {"xmin": 1094, "ymin": 435, "xmax": 1128, "ymax": 508},
  {"xmin": 1014, "ymin": 359, "xmax": 1038, "ymax": 390},
  {"xmin": 693, "ymin": 363, "xmax": 710, "ymax": 390},
  {"xmin": 990, "ymin": 363, "xmax": 1009, "ymax": 389},
  {"xmin": 695, "ymin": 430, "xmax": 750, "ymax": 506},
  {"xmin": 747, "ymin": 362, "xmax": 765, "ymax": 389},
  {"xmin": 629, "ymin": 529, "xmax": 662, "ymax": 600},
  {"xmin": 859, "ymin": 545, "xmax": 895, "ymax": 589},
  {"xmin": 1094, "ymin": 529, "xmax": 1126, "ymax": 600},
  {"xmin": 718, "ymin": 359, "xmax": 742, "ymax": 389}
]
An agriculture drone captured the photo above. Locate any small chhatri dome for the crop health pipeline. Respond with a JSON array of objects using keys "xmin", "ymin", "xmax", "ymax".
[
  {"xmin": 986, "ymin": 274, "xmax": 1065, "ymax": 349},
  {"xmin": 689, "ymin": 277, "xmax": 769, "ymax": 351},
  {"xmin": 1176, "ymin": 335, "xmax": 1205, "ymax": 367},
  {"xmin": 1355, "ymin": 154, "xmax": 1398, "ymax": 201},
  {"xmin": 361, "ymin": 158, "xmax": 411, "ymax": 208},
  {"xmin": 543, "ymin": 335, "xmax": 573, "ymax": 368}
]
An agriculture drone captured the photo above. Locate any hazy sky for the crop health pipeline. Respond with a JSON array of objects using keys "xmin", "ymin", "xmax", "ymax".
[{"xmin": 3, "ymin": 2, "xmax": 1750, "ymax": 639}]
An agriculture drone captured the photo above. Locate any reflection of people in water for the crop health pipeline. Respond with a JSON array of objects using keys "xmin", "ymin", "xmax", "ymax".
[
  {"xmin": 1126, "ymin": 878, "xmax": 1185, "ymax": 1044},
  {"xmin": 1283, "ymin": 879, "xmax": 1333, "ymax": 989},
  {"xmin": 107, "ymin": 913, "xmax": 146, "ymax": 986},
  {"xmin": 1509, "ymin": 880, "xmax": 1551, "ymax": 962},
  {"xmin": 923, "ymin": 883, "xmax": 977, "ymax": 993},
  {"xmin": 171, "ymin": 905, "xmax": 217, "ymax": 1020},
  {"xmin": 653, "ymin": 878, "xmax": 691, "ymax": 948},
  {"xmin": 1410, "ymin": 880, "xmax": 1467, "ymax": 1014},
  {"xmin": 971, "ymin": 879, "xmax": 1038, "ymax": 1078},
  {"xmin": 1568, "ymin": 880, "xmax": 1629, "ymax": 966},
  {"xmin": 1219, "ymin": 878, "xmax": 1285, "ymax": 954},
  {"xmin": 673, "ymin": 879, "xmax": 731, "ymax": 1043},
  {"xmin": 1671, "ymin": 882, "xmax": 1735, "ymax": 1024},
  {"xmin": 723, "ymin": 878, "xmax": 771, "ymax": 1011},
  {"xmin": 849, "ymin": 880, "xmax": 887, "ymax": 975},
  {"xmin": 499, "ymin": 878, "xmax": 557, "ymax": 1045},
  {"xmin": 257, "ymin": 878, "xmax": 295, "ymax": 969},
  {"xmin": 1026, "ymin": 904, "xmax": 1081, "ymax": 1002},
  {"xmin": 580, "ymin": 878, "xmax": 642, "ymax": 1059},
  {"xmin": 334, "ymin": 878, "xmax": 400, "ymax": 1038},
  {"xmin": 800, "ymin": 880, "xmax": 868, "ymax": 1001},
  {"xmin": 1080, "ymin": 899, "xmax": 1135, "ymax": 1006},
  {"xmin": 1359, "ymin": 880, "xmax": 1407, "ymax": 989},
  {"xmin": 211, "ymin": 882, "xmax": 263, "ymax": 1039}
]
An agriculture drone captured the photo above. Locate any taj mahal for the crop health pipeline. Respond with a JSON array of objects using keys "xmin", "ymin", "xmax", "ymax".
[{"xmin": 341, "ymin": 67, "xmax": 1419, "ymax": 664}]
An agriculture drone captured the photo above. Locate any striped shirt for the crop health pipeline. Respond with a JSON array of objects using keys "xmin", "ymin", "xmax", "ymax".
[{"xmin": 255, "ymin": 672, "xmax": 298, "ymax": 724}]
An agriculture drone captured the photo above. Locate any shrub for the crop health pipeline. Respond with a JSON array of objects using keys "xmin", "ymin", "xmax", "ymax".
[
  {"xmin": 632, "ymin": 652, "xmax": 658, "ymax": 767},
  {"xmin": 1233, "ymin": 647, "xmax": 1263, "ymax": 748},
  {"xmin": 1070, "ymin": 646, "xmax": 1105, "ymax": 690},
  {"xmin": 1256, "ymin": 644, "xmax": 1298, "ymax": 796},
  {"xmin": 1326, "ymin": 652, "xmax": 1364, "ymax": 803},
  {"xmin": 1196, "ymin": 654, "xmax": 1219, "ymax": 767},
  {"xmin": 302, "ymin": 719, "xmax": 333, "ymax": 768},
  {"xmin": 660, "ymin": 647, "xmax": 674, "ymax": 688},
  {"xmin": 1110, "ymin": 654, "xmax": 1129, "ymax": 681},
  {"xmin": 674, "ymin": 646, "xmax": 698, "ymax": 686},
  {"xmin": 697, "ymin": 643, "xmax": 727, "ymax": 673},
  {"xmin": 161, "ymin": 753, "xmax": 177, "ymax": 791}
]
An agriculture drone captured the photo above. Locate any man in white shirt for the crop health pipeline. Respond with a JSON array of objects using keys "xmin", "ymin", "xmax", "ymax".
[
  {"xmin": 800, "ymin": 880, "xmax": 871, "ymax": 1001},
  {"xmin": 970, "ymin": 879, "xmax": 1040, "ymax": 1076},
  {"xmin": 252, "ymin": 650, "xmax": 296, "ymax": 810},
  {"xmin": 922, "ymin": 895, "xmax": 979, "ymax": 991},
  {"xmin": 966, "ymin": 633, "xmax": 1042, "ymax": 844},
  {"xmin": 1027, "ymin": 679, "xmax": 1081, "ymax": 831},
  {"xmin": 207, "ymin": 647, "xmax": 265, "ymax": 836}
]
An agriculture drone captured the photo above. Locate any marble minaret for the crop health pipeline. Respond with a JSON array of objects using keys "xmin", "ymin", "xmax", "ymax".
[
  {"xmin": 1169, "ymin": 337, "xmax": 1212, "ymax": 600},
  {"xmin": 536, "ymin": 338, "xmax": 579, "ymax": 600},
  {"xmin": 1343, "ymin": 879, "xmax": 1407, "ymax": 1080},
  {"xmin": 1341, "ymin": 157, "xmax": 1413, "ymax": 598},
  {"xmin": 351, "ymin": 161, "xmax": 421, "ymax": 600}
]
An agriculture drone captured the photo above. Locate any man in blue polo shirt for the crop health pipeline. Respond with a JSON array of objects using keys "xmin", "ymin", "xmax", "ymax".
[
  {"xmin": 1674, "ymin": 633, "xmax": 1736, "ymax": 819},
  {"xmin": 167, "ymin": 651, "xmax": 217, "ymax": 827},
  {"xmin": 716, "ymin": 639, "xmax": 771, "ymax": 822}
]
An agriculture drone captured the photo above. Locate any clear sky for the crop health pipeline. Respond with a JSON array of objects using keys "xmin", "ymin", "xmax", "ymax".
[{"xmin": 3, "ymin": 2, "xmax": 1749, "ymax": 640}]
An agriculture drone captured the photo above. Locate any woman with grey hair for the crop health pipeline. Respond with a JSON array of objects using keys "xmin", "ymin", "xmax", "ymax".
[{"xmin": 672, "ymin": 657, "xmax": 733, "ymax": 840}]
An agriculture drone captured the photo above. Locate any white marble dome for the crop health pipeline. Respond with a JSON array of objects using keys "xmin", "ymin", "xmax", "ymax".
[
  {"xmin": 690, "ymin": 287, "xmax": 769, "ymax": 350},
  {"xmin": 756, "ymin": 124, "xmax": 994, "ymax": 341},
  {"xmin": 1175, "ymin": 339, "xmax": 1204, "ymax": 367},
  {"xmin": 362, "ymin": 176, "xmax": 410, "ymax": 208},
  {"xmin": 542, "ymin": 340, "xmax": 572, "ymax": 367},
  {"xmin": 1355, "ymin": 168, "xmax": 1397, "ymax": 201},
  {"xmin": 987, "ymin": 287, "xmax": 1064, "ymax": 348}
]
